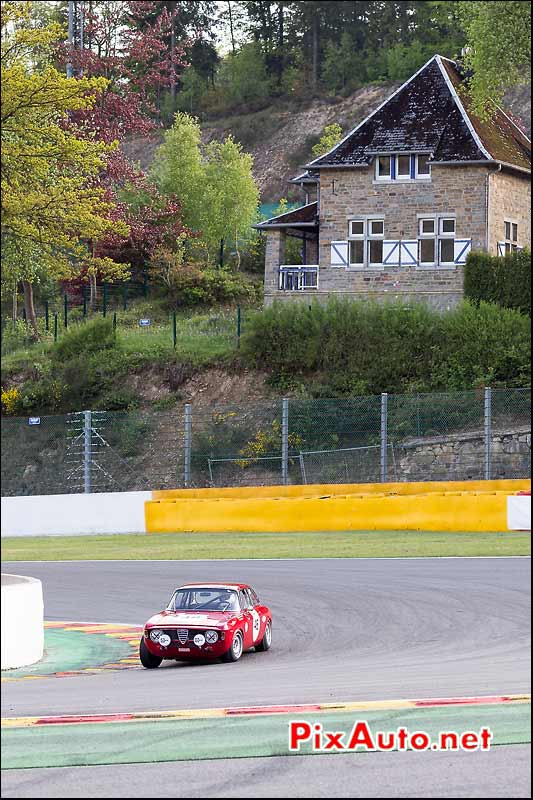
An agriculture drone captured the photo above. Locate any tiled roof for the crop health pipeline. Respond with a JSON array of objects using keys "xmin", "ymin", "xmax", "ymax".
[
  {"xmin": 308, "ymin": 56, "xmax": 530, "ymax": 173},
  {"xmin": 289, "ymin": 170, "xmax": 319, "ymax": 184},
  {"xmin": 254, "ymin": 202, "xmax": 318, "ymax": 229}
]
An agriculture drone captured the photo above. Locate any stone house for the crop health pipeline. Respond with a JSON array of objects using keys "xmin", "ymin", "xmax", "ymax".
[{"xmin": 255, "ymin": 55, "xmax": 531, "ymax": 310}]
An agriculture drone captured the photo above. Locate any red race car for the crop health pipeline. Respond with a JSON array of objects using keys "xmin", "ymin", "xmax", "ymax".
[{"xmin": 140, "ymin": 583, "xmax": 272, "ymax": 668}]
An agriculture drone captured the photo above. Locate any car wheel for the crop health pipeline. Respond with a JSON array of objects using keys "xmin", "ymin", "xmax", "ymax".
[
  {"xmin": 255, "ymin": 620, "xmax": 272, "ymax": 652},
  {"xmin": 139, "ymin": 638, "xmax": 162, "ymax": 669},
  {"xmin": 222, "ymin": 630, "xmax": 243, "ymax": 662}
]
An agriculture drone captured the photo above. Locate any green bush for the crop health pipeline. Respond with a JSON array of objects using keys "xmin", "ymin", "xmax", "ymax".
[
  {"xmin": 169, "ymin": 266, "xmax": 260, "ymax": 307},
  {"xmin": 242, "ymin": 299, "xmax": 531, "ymax": 394},
  {"xmin": 52, "ymin": 317, "xmax": 116, "ymax": 361},
  {"xmin": 464, "ymin": 249, "xmax": 531, "ymax": 315}
]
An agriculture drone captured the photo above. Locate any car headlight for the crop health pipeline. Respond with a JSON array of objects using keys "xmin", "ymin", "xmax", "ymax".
[
  {"xmin": 205, "ymin": 630, "xmax": 218, "ymax": 644},
  {"xmin": 150, "ymin": 629, "xmax": 163, "ymax": 642}
]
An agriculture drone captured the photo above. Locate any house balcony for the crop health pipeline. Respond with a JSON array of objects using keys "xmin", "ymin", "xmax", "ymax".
[{"xmin": 278, "ymin": 265, "xmax": 319, "ymax": 291}]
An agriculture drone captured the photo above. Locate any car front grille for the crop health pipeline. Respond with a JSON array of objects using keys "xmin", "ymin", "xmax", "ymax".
[{"xmin": 160, "ymin": 628, "xmax": 210, "ymax": 644}]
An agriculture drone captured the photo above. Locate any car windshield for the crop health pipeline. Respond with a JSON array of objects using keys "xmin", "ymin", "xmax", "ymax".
[{"xmin": 167, "ymin": 588, "xmax": 240, "ymax": 612}]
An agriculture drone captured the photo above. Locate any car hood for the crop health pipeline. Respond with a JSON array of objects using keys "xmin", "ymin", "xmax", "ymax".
[{"xmin": 145, "ymin": 610, "xmax": 238, "ymax": 629}]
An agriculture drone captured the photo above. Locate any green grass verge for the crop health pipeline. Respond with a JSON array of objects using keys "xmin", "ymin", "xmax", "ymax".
[{"xmin": 1, "ymin": 531, "xmax": 530, "ymax": 562}]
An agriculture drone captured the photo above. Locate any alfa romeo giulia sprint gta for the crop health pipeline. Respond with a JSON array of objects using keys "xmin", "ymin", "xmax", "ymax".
[{"xmin": 140, "ymin": 583, "xmax": 272, "ymax": 667}]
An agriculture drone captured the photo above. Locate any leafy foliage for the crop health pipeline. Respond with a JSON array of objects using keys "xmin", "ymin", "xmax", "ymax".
[
  {"xmin": 52, "ymin": 317, "xmax": 116, "ymax": 362},
  {"xmin": 242, "ymin": 299, "xmax": 531, "ymax": 394},
  {"xmin": 458, "ymin": 1, "xmax": 531, "ymax": 117},
  {"xmin": 464, "ymin": 250, "xmax": 531, "ymax": 315}
]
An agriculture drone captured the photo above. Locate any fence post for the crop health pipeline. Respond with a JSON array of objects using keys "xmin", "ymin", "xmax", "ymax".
[
  {"xmin": 123, "ymin": 285, "xmax": 128, "ymax": 311},
  {"xmin": 184, "ymin": 403, "xmax": 192, "ymax": 487},
  {"xmin": 63, "ymin": 294, "xmax": 68, "ymax": 328},
  {"xmin": 380, "ymin": 392, "xmax": 388, "ymax": 483},
  {"xmin": 82, "ymin": 286, "xmax": 87, "ymax": 319},
  {"xmin": 282, "ymin": 398, "xmax": 289, "ymax": 486},
  {"xmin": 113, "ymin": 311, "xmax": 117, "ymax": 332},
  {"xmin": 54, "ymin": 312, "xmax": 58, "ymax": 342},
  {"xmin": 83, "ymin": 410, "xmax": 92, "ymax": 494},
  {"xmin": 484, "ymin": 386, "xmax": 492, "ymax": 481},
  {"xmin": 45, "ymin": 301, "xmax": 49, "ymax": 332},
  {"xmin": 102, "ymin": 283, "xmax": 108, "ymax": 317},
  {"xmin": 173, "ymin": 311, "xmax": 177, "ymax": 349},
  {"xmin": 237, "ymin": 305, "xmax": 241, "ymax": 348}
]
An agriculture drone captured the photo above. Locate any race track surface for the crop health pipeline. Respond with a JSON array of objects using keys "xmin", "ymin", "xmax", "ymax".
[
  {"xmin": 2, "ymin": 746, "xmax": 531, "ymax": 798},
  {"xmin": 2, "ymin": 558, "xmax": 530, "ymax": 717}
]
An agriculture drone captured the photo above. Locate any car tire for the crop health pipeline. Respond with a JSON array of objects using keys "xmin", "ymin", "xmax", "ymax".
[
  {"xmin": 139, "ymin": 638, "xmax": 162, "ymax": 669},
  {"xmin": 222, "ymin": 630, "xmax": 243, "ymax": 662},
  {"xmin": 255, "ymin": 620, "xmax": 272, "ymax": 652}
]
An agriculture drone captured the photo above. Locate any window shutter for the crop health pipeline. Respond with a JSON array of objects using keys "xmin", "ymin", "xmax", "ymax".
[
  {"xmin": 497, "ymin": 242, "xmax": 506, "ymax": 257},
  {"xmin": 399, "ymin": 241, "xmax": 417, "ymax": 266},
  {"xmin": 330, "ymin": 241, "xmax": 348, "ymax": 267},
  {"xmin": 454, "ymin": 239, "xmax": 471, "ymax": 264},
  {"xmin": 382, "ymin": 241, "xmax": 400, "ymax": 266}
]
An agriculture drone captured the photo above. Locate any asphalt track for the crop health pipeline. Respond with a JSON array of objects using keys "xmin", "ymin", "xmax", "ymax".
[{"xmin": 2, "ymin": 557, "xmax": 531, "ymax": 797}]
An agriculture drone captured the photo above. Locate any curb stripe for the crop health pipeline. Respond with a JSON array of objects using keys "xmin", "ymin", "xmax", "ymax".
[
  {"xmin": 1, "ymin": 622, "xmax": 142, "ymax": 682},
  {"xmin": 2, "ymin": 694, "xmax": 529, "ymax": 729}
]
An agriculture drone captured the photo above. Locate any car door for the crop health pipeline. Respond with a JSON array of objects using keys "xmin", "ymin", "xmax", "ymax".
[
  {"xmin": 244, "ymin": 588, "xmax": 263, "ymax": 646},
  {"xmin": 239, "ymin": 589, "xmax": 257, "ymax": 649}
]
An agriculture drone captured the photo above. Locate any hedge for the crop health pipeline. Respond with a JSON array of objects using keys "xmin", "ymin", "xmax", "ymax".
[
  {"xmin": 464, "ymin": 249, "xmax": 531, "ymax": 315},
  {"xmin": 241, "ymin": 299, "xmax": 531, "ymax": 395}
]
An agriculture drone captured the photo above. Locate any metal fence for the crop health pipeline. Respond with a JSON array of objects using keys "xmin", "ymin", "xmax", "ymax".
[{"xmin": 1, "ymin": 388, "xmax": 530, "ymax": 497}]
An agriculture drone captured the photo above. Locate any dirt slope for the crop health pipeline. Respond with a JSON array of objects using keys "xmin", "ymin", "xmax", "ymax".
[{"xmin": 124, "ymin": 83, "xmax": 530, "ymax": 202}]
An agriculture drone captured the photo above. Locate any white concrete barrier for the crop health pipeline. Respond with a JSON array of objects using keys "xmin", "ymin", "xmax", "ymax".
[
  {"xmin": 1, "ymin": 574, "xmax": 44, "ymax": 669},
  {"xmin": 1, "ymin": 491, "xmax": 151, "ymax": 537},
  {"xmin": 507, "ymin": 495, "xmax": 531, "ymax": 531}
]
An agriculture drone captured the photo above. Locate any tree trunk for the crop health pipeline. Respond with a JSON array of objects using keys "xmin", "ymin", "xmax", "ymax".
[
  {"xmin": 235, "ymin": 226, "xmax": 241, "ymax": 270},
  {"xmin": 12, "ymin": 287, "xmax": 17, "ymax": 322},
  {"xmin": 89, "ymin": 273, "xmax": 97, "ymax": 307},
  {"xmin": 227, "ymin": 1, "xmax": 236, "ymax": 54},
  {"xmin": 277, "ymin": 2, "xmax": 284, "ymax": 86},
  {"xmin": 170, "ymin": 20, "xmax": 176, "ymax": 103},
  {"xmin": 22, "ymin": 280, "xmax": 39, "ymax": 340},
  {"xmin": 312, "ymin": 13, "xmax": 319, "ymax": 92}
]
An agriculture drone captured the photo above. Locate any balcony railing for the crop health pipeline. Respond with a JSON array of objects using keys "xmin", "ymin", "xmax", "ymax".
[{"xmin": 278, "ymin": 265, "xmax": 319, "ymax": 291}]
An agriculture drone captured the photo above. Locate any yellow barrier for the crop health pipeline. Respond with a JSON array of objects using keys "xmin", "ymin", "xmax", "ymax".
[
  {"xmin": 152, "ymin": 479, "xmax": 529, "ymax": 502},
  {"xmin": 145, "ymin": 490, "xmax": 512, "ymax": 534}
]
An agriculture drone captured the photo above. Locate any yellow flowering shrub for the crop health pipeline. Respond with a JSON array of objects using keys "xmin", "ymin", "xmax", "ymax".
[{"xmin": 1, "ymin": 387, "xmax": 21, "ymax": 415}]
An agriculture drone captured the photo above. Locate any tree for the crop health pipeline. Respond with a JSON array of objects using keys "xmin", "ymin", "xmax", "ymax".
[
  {"xmin": 312, "ymin": 123, "xmax": 343, "ymax": 157},
  {"xmin": 151, "ymin": 112, "xmax": 259, "ymax": 266},
  {"xmin": 457, "ymin": 1, "xmax": 531, "ymax": 118},
  {"xmin": 150, "ymin": 112, "xmax": 205, "ymax": 227},
  {"xmin": 1, "ymin": 1, "xmax": 128, "ymax": 336},
  {"xmin": 202, "ymin": 136, "xmax": 260, "ymax": 266}
]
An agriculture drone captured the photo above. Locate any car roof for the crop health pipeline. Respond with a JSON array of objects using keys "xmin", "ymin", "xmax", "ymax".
[{"xmin": 176, "ymin": 583, "xmax": 250, "ymax": 591}]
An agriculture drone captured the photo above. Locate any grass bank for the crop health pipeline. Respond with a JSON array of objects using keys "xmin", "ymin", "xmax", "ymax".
[{"xmin": 1, "ymin": 531, "xmax": 529, "ymax": 562}]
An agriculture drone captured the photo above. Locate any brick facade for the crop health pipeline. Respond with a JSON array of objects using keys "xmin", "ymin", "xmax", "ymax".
[
  {"xmin": 265, "ymin": 163, "xmax": 498, "ymax": 309},
  {"xmin": 488, "ymin": 169, "xmax": 531, "ymax": 254}
]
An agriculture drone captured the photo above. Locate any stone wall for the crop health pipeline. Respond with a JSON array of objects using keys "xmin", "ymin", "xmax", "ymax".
[
  {"xmin": 316, "ymin": 163, "xmax": 487, "ymax": 309},
  {"xmin": 395, "ymin": 427, "xmax": 531, "ymax": 483},
  {"xmin": 488, "ymin": 169, "xmax": 531, "ymax": 253}
]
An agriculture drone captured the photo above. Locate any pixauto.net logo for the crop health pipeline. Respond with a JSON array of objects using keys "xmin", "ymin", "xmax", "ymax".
[{"xmin": 288, "ymin": 720, "xmax": 493, "ymax": 753}]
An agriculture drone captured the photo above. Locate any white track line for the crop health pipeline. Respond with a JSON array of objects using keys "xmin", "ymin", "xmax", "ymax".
[{"xmin": 3, "ymin": 556, "xmax": 530, "ymax": 563}]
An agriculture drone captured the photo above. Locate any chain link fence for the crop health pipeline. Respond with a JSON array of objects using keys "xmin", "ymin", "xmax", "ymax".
[{"xmin": 1, "ymin": 388, "xmax": 530, "ymax": 497}]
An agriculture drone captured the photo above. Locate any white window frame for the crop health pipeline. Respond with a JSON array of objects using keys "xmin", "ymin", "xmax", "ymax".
[
  {"xmin": 418, "ymin": 216, "xmax": 437, "ymax": 266},
  {"xmin": 396, "ymin": 154, "xmax": 411, "ymax": 180},
  {"xmin": 375, "ymin": 156, "xmax": 392, "ymax": 181},
  {"xmin": 348, "ymin": 216, "xmax": 384, "ymax": 269},
  {"xmin": 374, "ymin": 153, "xmax": 432, "ymax": 183},
  {"xmin": 416, "ymin": 214, "xmax": 456, "ymax": 269},
  {"xmin": 503, "ymin": 219, "xmax": 519, "ymax": 253},
  {"xmin": 415, "ymin": 154, "xmax": 431, "ymax": 178}
]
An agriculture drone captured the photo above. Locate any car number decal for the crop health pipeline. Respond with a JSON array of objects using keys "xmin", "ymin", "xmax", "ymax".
[{"xmin": 250, "ymin": 610, "xmax": 261, "ymax": 642}]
